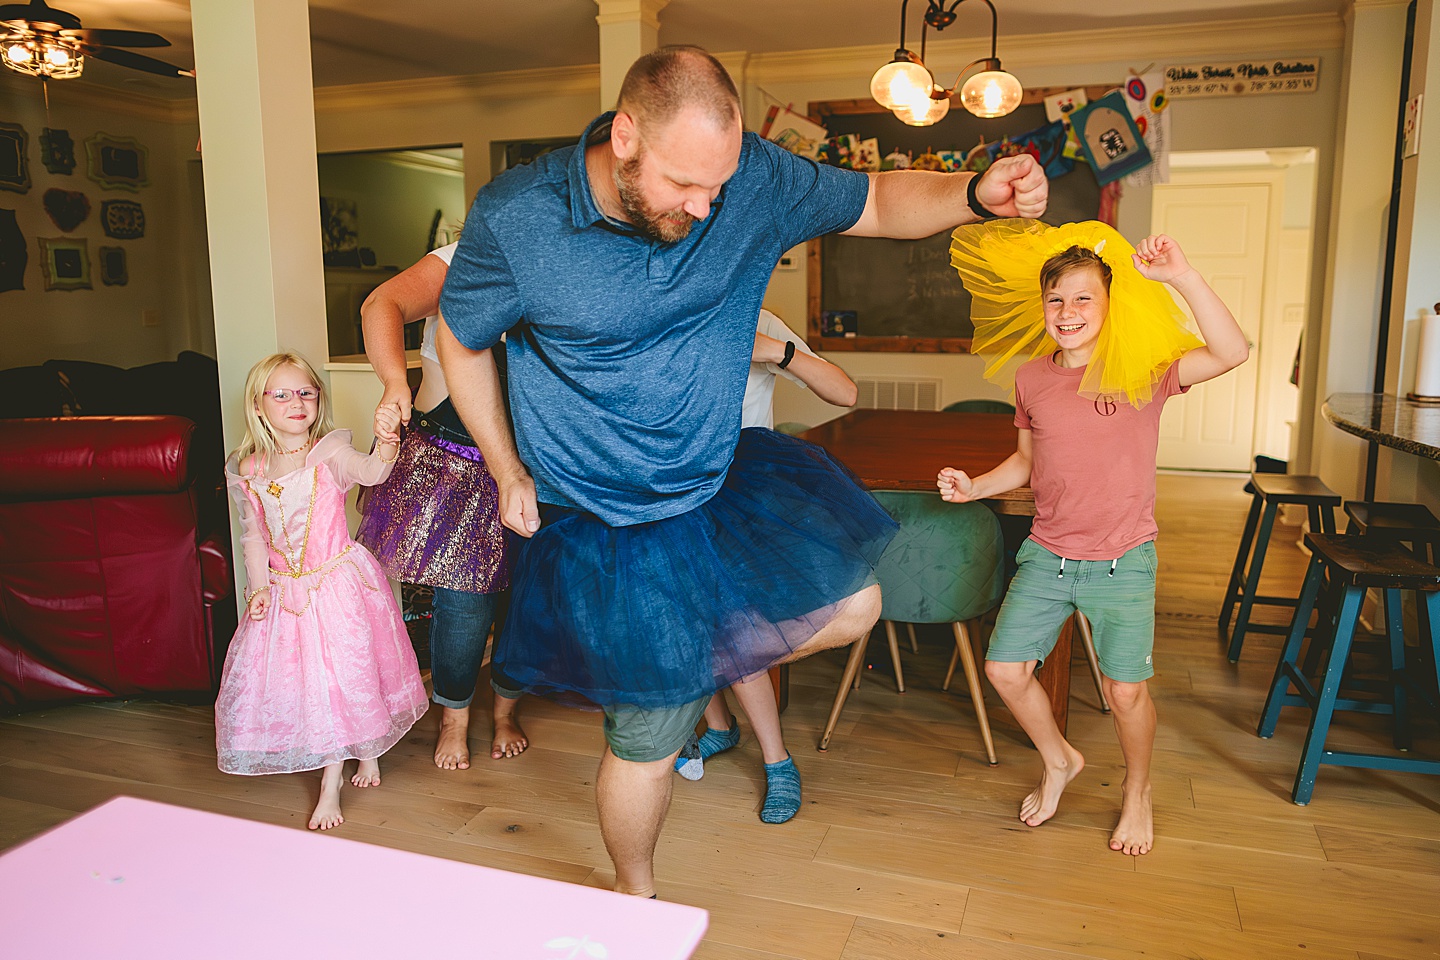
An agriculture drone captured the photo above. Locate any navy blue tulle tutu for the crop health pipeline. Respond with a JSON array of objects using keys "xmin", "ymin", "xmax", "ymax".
[{"xmin": 495, "ymin": 427, "xmax": 899, "ymax": 709}]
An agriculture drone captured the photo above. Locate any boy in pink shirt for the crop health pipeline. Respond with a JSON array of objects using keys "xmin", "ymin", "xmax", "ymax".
[{"xmin": 938, "ymin": 229, "xmax": 1249, "ymax": 856}]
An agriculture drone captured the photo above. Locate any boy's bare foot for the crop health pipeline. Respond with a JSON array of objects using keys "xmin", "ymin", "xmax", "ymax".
[
  {"xmin": 351, "ymin": 757, "xmax": 381, "ymax": 787},
  {"xmin": 492, "ymin": 715, "xmax": 529, "ymax": 759},
  {"xmin": 434, "ymin": 705, "xmax": 471, "ymax": 770},
  {"xmin": 309, "ymin": 765, "xmax": 344, "ymax": 830},
  {"xmin": 1019, "ymin": 742, "xmax": 1085, "ymax": 827},
  {"xmin": 1109, "ymin": 781, "xmax": 1153, "ymax": 855}
]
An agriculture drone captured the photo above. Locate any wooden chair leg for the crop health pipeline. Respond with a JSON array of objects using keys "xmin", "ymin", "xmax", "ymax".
[
  {"xmin": 819, "ymin": 633, "xmax": 870, "ymax": 751},
  {"xmin": 1074, "ymin": 612, "xmax": 1110, "ymax": 713},
  {"xmin": 883, "ymin": 620, "xmax": 906, "ymax": 693},
  {"xmin": 952, "ymin": 621, "xmax": 998, "ymax": 765},
  {"xmin": 943, "ymin": 645, "xmax": 960, "ymax": 691},
  {"xmin": 906, "ymin": 623, "xmax": 918, "ymax": 653}
]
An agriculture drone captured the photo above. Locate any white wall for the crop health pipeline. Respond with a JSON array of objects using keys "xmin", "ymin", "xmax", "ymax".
[
  {"xmin": 316, "ymin": 152, "xmax": 466, "ymax": 269},
  {"xmin": 0, "ymin": 74, "xmax": 205, "ymax": 369}
]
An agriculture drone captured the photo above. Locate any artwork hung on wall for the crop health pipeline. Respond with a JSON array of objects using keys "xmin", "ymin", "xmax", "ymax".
[
  {"xmin": 0, "ymin": 122, "xmax": 32, "ymax": 194},
  {"xmin": 1069, "ymin": 90, "xmax": 1153, "ymax": 187},
  {"xmin": 85, "ymin": 133, "xmax": 149, "ymax": 192},
  {"xmin": 102, "ymin": 199, "xmax": 145, "ymax": 239},
  {"xmin": 38, "ymin": 236, "xmax": 91, "ymax": 291},
  {"xmin": 99, "ymin": 245, "xmax": 128, "ymax": 286},
  {"xmin": 0, "ymin": 208, "xmax": 27, "ymax": 293},
  {"xmin": 40, "ymin": 128, "xmax": 77, "ymax": 175},
  {"xmin": 43, "ymin": 188, "xmax": 91, "ymax": 232},
  {"xmin": 319, "ymin": 196, "xmax": 358, "ymax": 253}
]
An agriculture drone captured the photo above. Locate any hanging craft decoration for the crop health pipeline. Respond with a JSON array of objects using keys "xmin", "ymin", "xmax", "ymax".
[
  {"xmin": 1068, "ymin": 91, "xmax": 1153, "ymax": 186},
  {"xmin": 38, "ymin": 236, "xmax": 91, "ymax": 291},
  {"xmin": 984, "ymin": 119, "xmax": 1074, "ymax": 179},
  {"xmin": 1043, "ymin": 89, "xmax": 1088, "ymax": 123},
  {"xmin": 99, "ymin": 246, "xmax": 128, "ymax": 286},
  {"xmin": 0, "ymin": 209, "xmax": 27, "ymax": 293},
  {"xmin": 40, "ymin": 128, "xmax": 77, "ymax": 175},
  {"xmin": 0, "ymin": 123, "xmax": 32, "ymax": 194},
  {"xmin": 101, "ymin": 199, "xmax": 145, "ymax": 239},
  {"xmin": 42, "ymin": 188, "xmax": 91, "ymax": 232},
  {"xmin": 1121, "ymin": 69, "xmax": 1170, "ymax": 188},
  {"xmin": 86, "ymin": 134, "xmax": 149, "ymax": 192},
  {"xmin": 759, "ymin": 105, "xmax": 828, "ymax": 159}
]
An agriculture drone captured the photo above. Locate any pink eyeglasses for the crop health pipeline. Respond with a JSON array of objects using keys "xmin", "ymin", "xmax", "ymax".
[{"xmin": 262, "ymin": 387, "xmax": 321, "ymax": 403}]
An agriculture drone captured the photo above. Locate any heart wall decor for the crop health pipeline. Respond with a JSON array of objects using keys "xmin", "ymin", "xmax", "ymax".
[{"xmin": 43, "ymin": 188, "xmax": 91, "ymax": 232}]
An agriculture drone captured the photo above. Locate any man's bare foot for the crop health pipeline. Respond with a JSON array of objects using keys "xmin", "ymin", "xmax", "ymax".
[
  {"xmin": 1019, "ymin": 742, "xmax": 1085, "ymax": 827},
  {"xmin": 351, "ymin": 757, "xmax": 381, "ymax": 787},
  {"xmin": 1109, "ymin": 781, "xmax": 1153, "ymax": 855},
  {"xmin": 309, "ymin": 765, "xmax": 344, "ymax": 830},
  {"xmin": 434, "ymin": 705, "xmax": 471, "ymax": 770},
  {"xmin": 492, "ymin": 715, "xmax": 529, "ymax": 759}
]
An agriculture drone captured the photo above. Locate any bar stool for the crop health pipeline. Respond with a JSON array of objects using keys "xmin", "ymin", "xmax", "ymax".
[
  {"xmin": 1219, "ymin": 473, "xmax": 1340, "ymax": 662},
  {"xmin": 1340, "ymin": 500, "xmax": 1440, "ymax": 681},
  {"xmin": 1257, "ymin": 533, "xmax": 1440, "ymax": 804}
]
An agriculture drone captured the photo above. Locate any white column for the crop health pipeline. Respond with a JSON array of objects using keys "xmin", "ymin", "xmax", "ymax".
[
  {"xmin": 595, "ymin": 0, "xmax": 670, "ymax": 109},
  {"xmin": 1303, "ymin": 0, "xmax": 1408, "ymax": 498},
  {"xmin": 190, "ymin": 0, "xmax": 330, "ymax": 604}
]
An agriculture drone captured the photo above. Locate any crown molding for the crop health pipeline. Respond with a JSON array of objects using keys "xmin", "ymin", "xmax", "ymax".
[
  {"xmin": 0, "ymin": 71, "xmax": 197, "ymax": 124},
  {"xmin": 747, "ymin": 13, "xmax": 1347, "ymax": 87},
  {"xmin": 313, "ymin": 63, "xmax": 601, "ymax": 113},
  {"xmin": 379, "ymin": 149, "xmax": 465, "ymax": 178}
]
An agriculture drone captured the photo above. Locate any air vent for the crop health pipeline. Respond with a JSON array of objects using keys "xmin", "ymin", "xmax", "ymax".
[{"xmin": 854, "ymin": 377, "xmax": 942, "ymax": 412}]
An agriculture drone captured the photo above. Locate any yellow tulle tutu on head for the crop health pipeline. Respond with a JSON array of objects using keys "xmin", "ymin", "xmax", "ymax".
[{"xmin": 950, "ymin": 219, "xmax": 1202, "ymax": 408}]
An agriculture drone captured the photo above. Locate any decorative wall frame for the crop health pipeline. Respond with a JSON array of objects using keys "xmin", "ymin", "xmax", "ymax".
[
  {"xmin": 99, "ymin": 245, "xmax": 127, "ymax": 286},
  {"xmin": 43, "ymin": 188, "xmax": 91, "ymax": 232},
  {"xmin": 40, "ymin": 128, "xmax": 76, "ymax": 175},
  {"xmin": 38, "ymin": 236, "xmax": 91, "ymax": 291},
  {"xmin": 85, "ymin": 133, "xmax": 148, "ymax": 192},
  {"xmin": 0, "ymin": 208, "xmax": 26, "ymax": 293},
  {"xmin": 101, "ymin": 199, "xmax": 145, "ymax": 239},
  {"xmin": 0, "ymin": 122, "xmax": 31, "ymax": 194}
]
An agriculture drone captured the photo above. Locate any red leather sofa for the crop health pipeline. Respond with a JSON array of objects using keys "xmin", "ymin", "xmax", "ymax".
[{"xmin": 0, "ymin": 416, "xmax": 236, "ymax": 712}]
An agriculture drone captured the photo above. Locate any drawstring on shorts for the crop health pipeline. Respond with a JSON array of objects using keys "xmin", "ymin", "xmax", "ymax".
[{"xmin": 1057, "ymin": 556, "xmax": 1120, "ymax": 578}]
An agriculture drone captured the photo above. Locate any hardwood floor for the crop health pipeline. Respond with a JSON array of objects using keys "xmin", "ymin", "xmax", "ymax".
[{"xmin": 3, "ymin": 475, "xmax": 1438, "ymax": 958}]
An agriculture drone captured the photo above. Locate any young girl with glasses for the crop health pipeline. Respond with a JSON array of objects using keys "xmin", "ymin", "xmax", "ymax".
[{"xmin": 215, "ymin": 352, "xmax": 428, "ymax": 830}]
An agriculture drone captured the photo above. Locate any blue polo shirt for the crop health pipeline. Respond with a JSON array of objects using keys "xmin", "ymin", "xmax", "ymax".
[{"xmin": 440, "ymin": 113, "xmax": 869, "ymax": 526}]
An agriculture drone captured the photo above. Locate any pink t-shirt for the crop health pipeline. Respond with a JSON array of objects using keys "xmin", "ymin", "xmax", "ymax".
[{"xmin": 1014, "ymin": 355, "xmax": 1188, "ymax": 560}]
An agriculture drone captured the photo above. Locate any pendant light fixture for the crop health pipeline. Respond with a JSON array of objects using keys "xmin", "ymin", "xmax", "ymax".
[{"xmin": 870, "ymin": 0, "xmax": 1023, "ymax": 126}]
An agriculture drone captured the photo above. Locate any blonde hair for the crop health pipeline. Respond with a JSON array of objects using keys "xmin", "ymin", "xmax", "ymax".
[{"xmin": 232, "ymin": 353, "xmax": 334, "ymax": 468}]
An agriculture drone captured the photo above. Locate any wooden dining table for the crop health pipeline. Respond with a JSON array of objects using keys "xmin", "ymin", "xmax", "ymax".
[{"xmin": 797, "ymin": 408, "xmax": 1076, "ymax": 735}]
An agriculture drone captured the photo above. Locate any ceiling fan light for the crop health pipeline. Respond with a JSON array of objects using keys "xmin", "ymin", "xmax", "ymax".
[
  {"xmin": 870, "ymin": 55, "xmax": 932, "ymax": 111},
  {"xmin": 959, "ymin": 68, "xmax": 1023, "ymax": 118},
  {"xmin": 44, "ymin": 45, "xmax": 70, "ymax": 67},
  {"xmin": 5, "ymin": 42, "xmax": 31, "ymax": 64}
]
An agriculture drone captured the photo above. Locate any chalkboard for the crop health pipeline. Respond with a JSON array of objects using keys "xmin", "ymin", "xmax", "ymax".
[{"xmin": 809, "ymin": 90, "xmax": 1110, "ymax": 350}]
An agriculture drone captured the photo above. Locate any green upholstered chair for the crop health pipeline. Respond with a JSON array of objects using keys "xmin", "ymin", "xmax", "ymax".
[
  {"xmin": 775, "ymin": 421, "xmax": 811, "ymax": 436},
  {"xmin": 819, "ymin": 491, "xmax": 1006, "ymax": 764},
  {"xmin": 942, "ymin": 399, "xmax": 1016, "ymax": 415}
]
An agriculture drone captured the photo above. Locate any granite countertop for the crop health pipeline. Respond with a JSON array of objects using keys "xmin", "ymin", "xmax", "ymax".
[{"xmin": 1323, "ymin": 393, "xmax": 1440, "ymax": 460}]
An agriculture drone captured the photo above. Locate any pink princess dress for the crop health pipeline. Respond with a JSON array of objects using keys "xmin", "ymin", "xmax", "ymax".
[{"xmin": 216, "ymin": 430, "xmax": 429, "ymax": 775}]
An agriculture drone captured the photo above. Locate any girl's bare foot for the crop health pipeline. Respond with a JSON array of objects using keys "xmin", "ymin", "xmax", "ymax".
[
  {"xmin": 434, "ymin": 705, "xmax": 471, "ymax": 770},
  {"xmin": 1019, "ymin": 742, "xmax": 1085, "ymax": 827},
  {"xmin": 492, "ymin": 715, "xmax": 529, "ymax": 759},
  {"xmin": 351, "ymin": 757, "xmax": 381, "ymax": 788},
  {"xmin": 1109, "ymin": 780, "xmax": 1153, "ymax": 855},
  {"xmin": 308, "ymin": 764, "xmax": 344, "ymax": 830}
]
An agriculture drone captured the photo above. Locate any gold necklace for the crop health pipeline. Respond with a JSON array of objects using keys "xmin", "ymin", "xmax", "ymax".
[{"xmin": 264, "ymin": 439, "xmax": 312, "ymax": 497}]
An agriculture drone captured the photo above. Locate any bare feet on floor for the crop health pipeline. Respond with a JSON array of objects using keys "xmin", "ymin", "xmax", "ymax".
[
  {"xmin": 309, "ymin": 765, "xmax": 344, "ymax": 830},
  {"xmin": 434, "ymin": 706, "xmax": 471, "ymax": 770},
  {"xmin": 1019, "ymin": 742, "xmax": 1085, "ymax": 827},
  {"xmin": 491, "ymin": 715, "xmax": 529, "ymax": 759},
  {"xmin": 1109, "ymin": 780, "xmax": 1153, "ymax": 856},
  {"xmin": 351, "ymin": 758, "xmax": 381, "ymax": 788}
]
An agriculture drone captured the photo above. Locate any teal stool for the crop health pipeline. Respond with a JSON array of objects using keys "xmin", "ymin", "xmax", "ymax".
[
  {"xmin": 819, "ymin": 492, "xmax": 1005, "ymax": 764},
  {"xmin": 942, "ymin": 399, "xmax": 1016, "ymax": 415}
]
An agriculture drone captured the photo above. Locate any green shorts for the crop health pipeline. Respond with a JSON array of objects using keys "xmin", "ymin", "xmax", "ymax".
[
  {"xmin": 987, "ymin": 538, "xmax": 1158, "ymax": 683},
  {"xmin": 603, "ymin": 695, "xmax": 712, "ymax": 763}
]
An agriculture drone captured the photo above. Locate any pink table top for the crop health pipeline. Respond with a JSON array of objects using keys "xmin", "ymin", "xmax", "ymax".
[{"xmin": 0, "ymin": 796, "xmax": 708, "ymax": 959}]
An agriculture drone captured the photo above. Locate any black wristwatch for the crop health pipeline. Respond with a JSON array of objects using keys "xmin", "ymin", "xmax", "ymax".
[
  {"xmin": 967, "ymin": 173, "xmax": 999, "ymax": 220},
  {"xmin": 777, "ymin": 340, "xmax": 797, "ymax": 369}
]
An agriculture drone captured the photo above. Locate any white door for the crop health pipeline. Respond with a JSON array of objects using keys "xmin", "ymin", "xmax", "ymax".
[{"xmin": 1152, "ymin": 180, "xmax": 1273, "ymax": 470}]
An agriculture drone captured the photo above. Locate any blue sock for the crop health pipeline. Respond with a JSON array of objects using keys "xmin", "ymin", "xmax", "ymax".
[
  {"xmin": 697, "ymin": 721, "xmax": 740, "ymax": 760},
  {"xmin": 673, "ymin": 731, "xmax": 704, "ymax": 781},
  {"xmin": 760, "ymin": 754, "xmax": 801, "ymax": 824}
]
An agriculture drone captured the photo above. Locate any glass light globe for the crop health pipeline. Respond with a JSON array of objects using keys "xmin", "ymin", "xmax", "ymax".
[
  {"xmin": 894, "ymin": 88, "xmax": 951, "ymax": 127},
  {"xmin": 6, "ymin": 42, "xmax": 32, "ymax": 65},
  {"xmin": 45, "ymin": 45, "xmax": 72, "ymax": 67},
  {"xmin": 870, "ymin": 57, "xmax": 933, "ymax": 111},
  {"xmin": 959, "ymin": 69, "xmax": 1023, "ymax": 118}
]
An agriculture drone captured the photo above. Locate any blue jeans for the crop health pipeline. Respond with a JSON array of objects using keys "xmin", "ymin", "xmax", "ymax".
[{"xmin": 429, "ymin": 587, "xmax": 521, "ymax": 708}]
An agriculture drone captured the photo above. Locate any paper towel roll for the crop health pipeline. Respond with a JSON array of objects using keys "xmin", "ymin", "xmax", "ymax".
[{"xmin": 1416, "ymin": 314, "xmax": 1440, "ymax": 398}]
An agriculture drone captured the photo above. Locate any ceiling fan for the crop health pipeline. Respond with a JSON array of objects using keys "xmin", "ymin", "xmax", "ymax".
[{"xmin": 1, "ymin": 0, "xmax": 191, "ymax": 81}]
